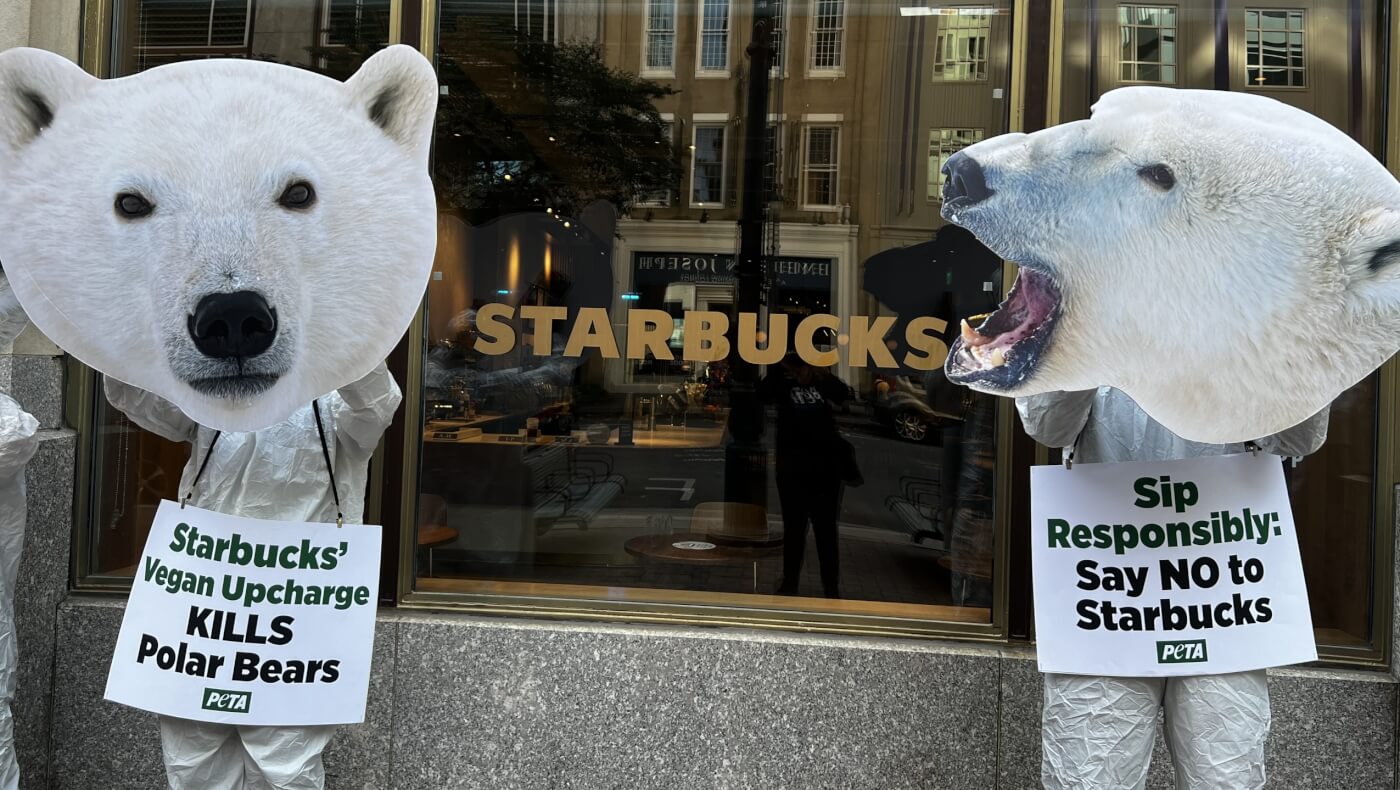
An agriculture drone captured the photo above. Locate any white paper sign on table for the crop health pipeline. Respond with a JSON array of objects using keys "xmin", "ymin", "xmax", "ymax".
[
  {"xmin": 105, "ymin": 500, "xmax": 381, "ymax": 725},
  {"xmin": 1031, "ymin": 453, "xmax": 1314, "ymax": 677}
]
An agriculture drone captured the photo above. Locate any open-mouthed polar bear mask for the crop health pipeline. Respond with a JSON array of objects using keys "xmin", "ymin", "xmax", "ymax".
[
  {"xmin": 940, "ymin": 85, "xmax": 1400, "ymax": 444},
  {"xmin": 0, "ymin": 45, "xmax": 437, "ymax": 432}
]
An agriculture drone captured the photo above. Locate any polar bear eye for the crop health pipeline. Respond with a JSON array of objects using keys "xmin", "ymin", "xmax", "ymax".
[
  {"xmin": 114, "ymin": 193, "xmax": 154, "ymax": 219},
  {"xmin": 1137, "ymin": 164, "xmax": 1176, "ymax": 191},
  {"xmin": 278, "ymin": 181, "xmax": 316, "ymax": 210}
]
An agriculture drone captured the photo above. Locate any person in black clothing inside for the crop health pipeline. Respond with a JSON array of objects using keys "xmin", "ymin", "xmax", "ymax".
[{"xmin": 759, "ymin": 350, "xmax": 853, "ymax": 598}]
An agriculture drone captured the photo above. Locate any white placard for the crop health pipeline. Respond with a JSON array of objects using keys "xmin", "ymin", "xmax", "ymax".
[
  {"xmin": 104, "ymin": 500, "xmax": 381, "ymax": 725},
  {"xmin": 1031, "ymin": 453, "xmax": 1315, "ymax": 677}
]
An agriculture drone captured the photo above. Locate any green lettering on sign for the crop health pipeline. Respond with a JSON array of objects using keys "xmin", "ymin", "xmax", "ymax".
[
  {"xmin": 201, "ymin": 688, "xmax": 252, "ymax": 714},
  {"xmin": 1156, "ymin": 639, "xmax": 1209, "ymax": 664}
]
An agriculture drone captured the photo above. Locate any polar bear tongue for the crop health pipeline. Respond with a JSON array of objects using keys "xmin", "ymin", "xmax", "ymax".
[{"xmin": 959, "ymin": 267, "xmax": 1060, "ymax": 369}]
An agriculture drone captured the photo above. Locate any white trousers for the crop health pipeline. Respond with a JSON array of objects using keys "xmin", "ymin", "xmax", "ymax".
[
  {"xmin": 159, "ymin": 717, "xmax": 337, "ymax": 790},
  {"xmin": 1041, "ymin": 671, "xmax": 1270, "ymax": 790}
]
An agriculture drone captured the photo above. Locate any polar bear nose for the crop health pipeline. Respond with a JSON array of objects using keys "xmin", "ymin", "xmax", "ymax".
[
  {"xmin": 188, "ymin": 291, "xmax": 277, "ymax": 360},
  {"xmin": 942, "ymin": 152, "xmax": 993, "ymax": 206}
]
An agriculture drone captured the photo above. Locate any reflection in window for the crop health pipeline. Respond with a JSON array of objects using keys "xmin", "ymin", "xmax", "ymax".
[
  {"xmin": 811, "ymin": 0, "xmax": 845, "ymax": 70},
  {"xmin": 928, "ymin": 129, "xmax": 983, "ymax": 201},
  {"xmin": 645, "ymin": 0, "xmax": 677, "ymax": 71},
  {"xmin": 1246, "ymin": 9, "xmax": 1306, "ymax": 87},
  {"xmin": 1118, "ymin": 5, "xmax": 1176, "ymax": 83},
  {"xmin": 700, "ymin": 0, "xmax": 731, "ymax": 71},
  {"xmin": 763, "ymin": 122, "xmax": 783, "ymax": 202},
  {"xmin": 932, "ymin": 13, "xmax": 990, "ymax": 81},
  {"xmin": 770, "ymin": 0, "xmax": 787, "ymax": 73},
  {"xmin": 692, "ymin": 124, "xmax": 727, "ymax": 205},
  {"xmin": 803, "ymin": 125, "xmax": 839, "ymax": 207},
  {"xmin": 133, "ymin": 0, "xmax": 251, "ymax": 70},
  {"xmin": 638, "ymin": 122, "xmax": 675, "ymax": 207}
]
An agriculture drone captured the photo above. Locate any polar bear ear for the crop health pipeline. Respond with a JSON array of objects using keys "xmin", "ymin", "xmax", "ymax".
[
  {"xmin": 344, "ymin": 44, "xmax": 438, "ymax": 160},
  {"xmin": 1342, "ymin": 208, "xmax": 1400, "ymax": 276},
  {"xmin": 0, "ymin": 48, "xmax": 97, "ymax": 157}
]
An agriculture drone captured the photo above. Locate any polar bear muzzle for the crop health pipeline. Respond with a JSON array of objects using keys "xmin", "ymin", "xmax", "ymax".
[{"xmin": 183, "ymin": 291, "xmax": 283, "ymax": 398}]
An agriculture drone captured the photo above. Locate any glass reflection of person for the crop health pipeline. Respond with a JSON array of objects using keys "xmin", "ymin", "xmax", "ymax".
[{"xmin": 759, "ymin": 351, "xmax": 852, "ymax": 598}]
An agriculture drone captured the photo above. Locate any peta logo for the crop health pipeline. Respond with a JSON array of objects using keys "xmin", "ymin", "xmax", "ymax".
[
  {"xmin": 1156, "ymin": 639, "xmax": 1208, "ymax": 664},
  {"xmin": 201, "ymin": 688, "xmax": 251, "ymax": 714}
]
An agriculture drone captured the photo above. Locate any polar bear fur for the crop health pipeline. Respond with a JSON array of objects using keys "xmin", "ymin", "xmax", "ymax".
[
  {"xmin": 941, "ymin": 86, "xmax": 1400, "ymax": 444},
  {"xmin": 0, "ymin": 46, "xmax": 437, "ymax": 432}
]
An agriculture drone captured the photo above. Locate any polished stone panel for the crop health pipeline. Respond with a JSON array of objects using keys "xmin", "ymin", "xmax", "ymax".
[
  {"xmin": 12, "ymin": 431, "xmax": 74, "ymax": 790},
  {"xmin": 390, "ymin": 616, "xmax": 1003, "ymax": 790}
]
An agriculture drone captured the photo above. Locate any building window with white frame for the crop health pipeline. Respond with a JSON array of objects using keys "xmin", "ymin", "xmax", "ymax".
[
  {"xmin": 1118, "ymin": 5, "xmax": 1176, "ymax": 83},
  {"xmin": 1245, "ymin": 8, "xmax": 1306, "ymax": 87},
  {"xmin": 692, "ymin": 123, "xmax": 727, "ymax": 205},
  {"xmin": 932, "ymin": 12, "xmax": 990, "ymax": 81},
  {"xmin": 644, "ymin": 0, "xmax": 677, "ymax": 72},
  {"xmin": 802, "ymin": 125, "xmax": 840, "ymax": 208},
  {"xmin": 768, "ymin": 0, "xmax": 787, "ymax": 74},
  {"xmin": 810, "ymin": 0, "xmax": 845, "ymax": 71},
  {"xmin": 638, "ymin": 121, "xmax": 675, "ymax": 207},
  {"xmin": 699, "ymin": 0, "xmax": 731, "ymax": 72},
  {"xmin": 928, "ymin": 128, "xmax": 983, "ymax": 201}
]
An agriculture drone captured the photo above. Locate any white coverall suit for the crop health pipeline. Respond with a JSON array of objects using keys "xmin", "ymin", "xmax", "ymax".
[
  {"xmin": 1018, "ymin": 387, "xmax": 1329, "ymax": 790},
  {"xmin": 105, "ymin": 363, "xmax": 401, "ymax": 790},
  {"xmin": 0, "ymin": 396, "xmax": 39, "ymax": 790}
]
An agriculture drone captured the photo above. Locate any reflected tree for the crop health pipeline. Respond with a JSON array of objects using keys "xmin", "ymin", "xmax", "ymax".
[{"xmin": 434, "ymin": 23, "xmax": 682, "ymax": 223}]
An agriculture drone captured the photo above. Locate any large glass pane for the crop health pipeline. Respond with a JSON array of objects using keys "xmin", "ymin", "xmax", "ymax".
[
  {"xmin": 89, "ymin": 0, "xmax": 392, "ymax": 577},
  {"xmin": 417, "ymin": 0, "xmax": 1017, "ymax": 625},
  {"xmin": 1061, "ymin": 1, "xmax": 1388, "ymax": 654}
]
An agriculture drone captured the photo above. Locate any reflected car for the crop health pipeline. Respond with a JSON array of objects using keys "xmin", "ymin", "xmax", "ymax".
[{"xmin": 871, "ymin": 374, "xmax": 962, "ymax": 443}]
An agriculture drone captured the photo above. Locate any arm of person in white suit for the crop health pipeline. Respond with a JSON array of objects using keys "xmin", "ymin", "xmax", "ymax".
[
  {"xmin": 1015, "ymin": 389, "xmax": 1098, "ymax": 449},
  {"xmin": 103, "ymin": 377, "xmax": 199, "ymax": 445},
  {"xmin": 0, "ymin": 395, "xmax": 39, "ymax": 479},
  {"xmin": 331, "ymin": 362, "xmax": 404, "ymax": 460}
]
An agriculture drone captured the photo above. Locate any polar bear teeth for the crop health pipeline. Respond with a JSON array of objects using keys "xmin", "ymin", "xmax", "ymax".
[{"xmin": 967, "ymin": 340, "xmax": 1008, "ymax": 369}]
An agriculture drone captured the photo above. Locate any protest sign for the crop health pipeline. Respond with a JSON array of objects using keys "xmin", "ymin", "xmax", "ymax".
[
  {"xmin": 105, "ymin": 500, "xmax": 381, "ymax": 725},
  {"xmin": 1030, "ymin": 453, "xmax": 1315, "ymax": 677}
]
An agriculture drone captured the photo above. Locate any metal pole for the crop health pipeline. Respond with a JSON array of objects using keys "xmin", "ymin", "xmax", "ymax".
[{"xmin": 721, "ymin": 0, "xmax": 775, "ymax": 513}]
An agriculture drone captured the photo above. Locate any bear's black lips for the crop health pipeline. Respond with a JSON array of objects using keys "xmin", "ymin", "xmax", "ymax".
[
  {"xmin": 944, "ymin": 265, "xmax": 1062, "ymax": 391},
  {"xmin": 186, "ymin": 373, "xmax": 282, "ymax": 399}
]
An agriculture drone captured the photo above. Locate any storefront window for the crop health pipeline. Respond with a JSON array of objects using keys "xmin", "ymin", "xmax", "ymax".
[
  {"xmin": 411, "ymin": 0, "xmax": 1016, "ymax": 630},
  {"xmin": 82, "ymin": 0, "xmax": 392, "ymax": 579},
  {"xmin": 1058, "ymin": 0, "xmax": 1392, "ymax": 655},
  {"xmin": 75, "ymin": 0, "xmax": 1396, "ymax": 655}
]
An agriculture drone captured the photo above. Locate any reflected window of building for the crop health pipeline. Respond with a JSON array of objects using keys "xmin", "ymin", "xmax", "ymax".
[
  {"xmin": 928, "ymin": 129, "xmax": 983, "ymax": 202},
  {"xmin": 133, "ymin": 0, "xmax": 252, "ymax": 70},
  {"xmin": 691, "ymin": 121, "xmax": 728, "ymax": 206},
  {"xmin": 1246, "ymin": 8, "xmax": 1306, "ymax": 88},
  {"xmin": 638, "ymin": 119, "xmax": 676, "ymax": 207},
  {"xmin": 699, "ymin": 0, "xmax": 731, "ymax": 73},
  {"xmin": 932, "ymin": 12, "xmax": 990, "ymax": 82},
  {"xmin": 810, "ymin": 0, "xmax": 846, "ymax": 71},
  {"xmin": 802, "ymin": 124, "xmax": 840, "ymax": 208},
  {"xmin": 770, "ymin": 0, "xmax": 788, "ymax": 74},
  {"xmin": 1118, "ymin": 5, "xmax": 1177, "ymax": 84},
  {"xmin": 645, "ymin": 0, "xmax": 677, "ymax": 73}
]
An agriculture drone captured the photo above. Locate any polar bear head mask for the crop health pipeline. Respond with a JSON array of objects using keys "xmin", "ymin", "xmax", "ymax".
[
  {"xmin": 0, "ymin": 45, "xmax": 437, "ymax": 432},
  {"xmin": 940, "ymin": 86, "xmax": 1400, "ymax": 444}
]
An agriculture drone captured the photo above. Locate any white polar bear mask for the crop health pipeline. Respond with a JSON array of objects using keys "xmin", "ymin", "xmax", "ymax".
[
  {"xmin": 0, "ymin": 45, "xmax": 437, "ymax": 432},
  {"xmin": 940, "ymin": 86, "xmax": 1400, "ymax": 444}
]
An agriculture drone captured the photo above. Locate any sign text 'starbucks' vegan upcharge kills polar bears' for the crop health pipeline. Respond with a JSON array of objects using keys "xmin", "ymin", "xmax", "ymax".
[{"xmin": 939, "ymin": 86, "xmax": 1400, "ymax": 444}]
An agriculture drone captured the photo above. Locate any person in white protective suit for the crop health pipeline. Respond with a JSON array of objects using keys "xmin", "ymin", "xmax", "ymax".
[
  {"xmin": 1018, "ymin": 387, "xmax": 1329, "ymax": 790},
  {"xmin": 0, "ymin": 266, "xmax": 39, "ymax": 790},
  {"xmin": 104, "ymin": 362, "xmax": 401, "ymax": 790}
]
